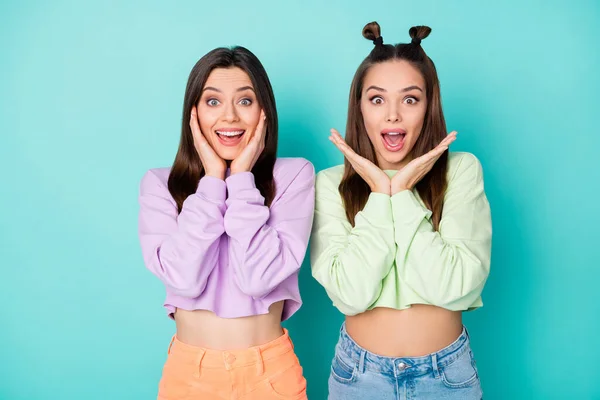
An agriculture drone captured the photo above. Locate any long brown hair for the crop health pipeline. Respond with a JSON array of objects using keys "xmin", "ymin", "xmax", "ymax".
[
  {"xmin": 340, "ymin": 22, "xmax": 448, "ymax": 230},
  {"xmin": 168, "ymin": 47, "xmax": 278, "ymax": 213}
]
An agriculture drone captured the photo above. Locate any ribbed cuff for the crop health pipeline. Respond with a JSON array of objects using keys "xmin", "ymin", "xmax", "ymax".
[
  {"xmin": 225, "ymin": 172, "xmax": 256, "ymax": 197},
  {"xmin": 391, "ymin": 190, "xmax": 432, "ymax": 223},
  {"xmin": 196, "ymin": 175, "xmax": 227, "ymax": 202},
  {"xmin": 360, "ymin": 192, "xmax": 392, "ymax": 224}
]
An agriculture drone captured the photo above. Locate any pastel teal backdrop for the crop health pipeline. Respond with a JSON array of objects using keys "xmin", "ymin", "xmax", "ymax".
[{"xmin": 1, "ymin": 0, "xmax": 598, "ymax": 399}]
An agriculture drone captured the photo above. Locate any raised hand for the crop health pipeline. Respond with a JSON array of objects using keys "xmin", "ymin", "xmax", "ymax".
[
  {"xmin": 190, "ymin": 106, "xmax": 227, "ymax": 179},
  {"xmin": 391, "ymin": 131, "xmax": 457, "ymax": 194},
  {"xmin": 230, "ymin": 110, "xmax": 267, "ymax": 175},
  {"xmin": 329, "ymin": 128, "xmax": 391, "ymax": 195}
]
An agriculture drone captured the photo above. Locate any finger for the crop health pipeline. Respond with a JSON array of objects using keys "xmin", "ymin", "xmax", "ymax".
[
  {"xmin": 331, "ymin": 129, "xmax": 366, "ymax": 163},
  {"xmin": 255, "ymin": 113, "xmax": 267, "ymax": 159},
  {"xmin": 328, "ymin": 128, "xmax": 344, "ymax": 146},
  {"xmin": 329, "ymin": 129, "xmax": 355, "ymax": 154},
  {"xmin": 253, "ymin": 110, "xmax": 267, "ymax": 144},
  {"xmin": 414, "ymin": 145, "xmax": 446, "ymax": 170},
  {"xmin": 330, "ymin": 128, "xmax": 343, "ymax": 139},
  {"xmin": 433, "ymin": 144, "xmax": 449, "ymax": 157},
  {"xmin": 328, "ymin": 128, "xmax": 345, "ymax": 147},
  {"xmin": 423, "ymin": 132, "xmax": 456, "ymax": 161},
  {"xmin": 434, "ymin": 137, "xmax": 453, "ymax": 152},
  {"xmin": 432, "ymin": 132, "xmax": 456, "ymax": 159},
  {"xmin": 439, "ymin": 131, "xmax": 457, "ymax": 147},
  {"xmin": 190, "ymin": 107, "xmax": 208, "ymax": 145},
  {"xmin": 431, "ymin": 144, "xmax": 449, "ymax": 159},
  {"xmin": 244, "ymin": 111, "xmax": 266, "ymax": 154},
  {"xmin": 328, "ymin": 134, "xmax": 351, "ymax": 157},
  {"xmin": 329, "ymin": 129, "xmax": 363, "ymax": 164},
  {"xmin": 328, "ymin": 136, "xmax": 362, "ymax": 172}
]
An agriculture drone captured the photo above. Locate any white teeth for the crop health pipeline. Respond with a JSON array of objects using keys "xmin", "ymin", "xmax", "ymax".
[
  {"xmin": 385, "ymin": 132, "xmax": 404, "ymax": 136},
  {"xmin": 216, "ymin": 130, "xmax": 244, "ymax": 137}
]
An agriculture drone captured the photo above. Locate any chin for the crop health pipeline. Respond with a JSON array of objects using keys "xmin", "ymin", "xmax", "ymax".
[
  {"xmin": 379, "ymin": 150, "xmax": 409, "ymax": 167},
  {"xmin": 218, "ymin": 152, "xmax": 240, "ymax": 162},
  {"xmin": 212, "ymin": 146, "xmax": 240, "ymax": 162}
]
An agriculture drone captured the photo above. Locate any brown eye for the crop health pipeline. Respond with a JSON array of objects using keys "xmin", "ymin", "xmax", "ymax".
[
  {"xmin": 370, "ymin": 96, "xmax": 384, "ymax": 105},
  {"xmin": 404, "ymin": 97, "xmax": 418, "ymax": 105}
]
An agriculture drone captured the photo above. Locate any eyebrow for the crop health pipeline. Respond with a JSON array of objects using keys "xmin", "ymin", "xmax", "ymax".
[
  {"xmin": 202, "ymin": 86, "xmax": 255, "ymax": 93},
  {"xmin": 365, "ymin": 85, "xmax": 423, "ymax": 93}
]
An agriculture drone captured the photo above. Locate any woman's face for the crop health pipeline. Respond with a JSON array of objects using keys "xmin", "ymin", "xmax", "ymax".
[
  {"xmin": 197, "ymin": 67, "xmax": 261, "ymax": 161},
  {"xmin": 360, "ymin": 60, "xmax": 428, "ymax": 170}
]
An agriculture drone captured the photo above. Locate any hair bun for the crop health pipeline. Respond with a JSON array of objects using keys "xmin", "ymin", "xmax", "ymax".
[
  {"xmin": 362, "ymin": 21, "xmax": 382, "ymax": 45},
  {"xmin": 408, "ymin": 26, "xmax": 431, "ymax": 45}
]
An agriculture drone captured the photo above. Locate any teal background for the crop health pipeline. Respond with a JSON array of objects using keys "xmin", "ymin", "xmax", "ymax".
[{"xmin": 1, "ymin": 0, "xmax": 599, "ymax": 399}]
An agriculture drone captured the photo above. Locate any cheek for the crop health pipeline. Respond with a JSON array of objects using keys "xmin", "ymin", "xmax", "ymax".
[
  {"xmin": 407, "ymin": 106, "xmax": 427, "ymax": 133},
  {"xmin": 239, "ymin": 108, "xmax": 261, "ymax": 147},
  {"xmin": 197, "ymin": 106, "xmax": 218, "ymax": 134},
  {"xmin": 240, "ymin": 107, "xmax": 261, "ymax": 129},
  {"xmin": 360, "ymin": 104, "xmax": 380, "ymax": 139}
]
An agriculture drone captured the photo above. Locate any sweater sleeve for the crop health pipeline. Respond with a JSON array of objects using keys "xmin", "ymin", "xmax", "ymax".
[
  {"xmin": 391, "ymin": 153, "xmax": 492, "ymax": 310},
  {"xmin": 310, "ymin": 168, "xmax": 396, "ymax": 315},
  {"xmin": 223, "ymin": 161, "xmax": 315, "ymax": 298},
  {"xmin": 138, "ymin": 171, "xmax": 226, "ymax": 298}
]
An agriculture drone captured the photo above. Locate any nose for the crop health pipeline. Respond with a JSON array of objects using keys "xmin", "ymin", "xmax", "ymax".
[
  {"xmin": 386, "ymin": 103, "xmax": 401, "ymax": 123},
  {"xmin": 223, "ymin": 102, "xmax": 240, "ymax": 123}
]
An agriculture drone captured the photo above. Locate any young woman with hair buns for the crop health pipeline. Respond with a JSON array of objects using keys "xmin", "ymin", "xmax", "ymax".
[{"xmin": 311, "ymin": 22, "xmax": 492, "ymax": 399}]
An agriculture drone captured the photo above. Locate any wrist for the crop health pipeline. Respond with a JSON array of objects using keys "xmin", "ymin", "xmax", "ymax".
[
  {"xmin": 229, "ymin": 167, "xmax": 247, "ymax": 175},
  {"xmin": 391, "ymin": 184, "xmax": 411, "ymax": 195},
  {"xmin": 204, "ymin": 170, "xmax": 225, "ymax": 180},
  {"xmin": 229, "ymin": 159, "xmax": 251, "ymax": 175},
  {"xmin": 372, "ymin": 185, "xmax": 391, "ymax": 196}
]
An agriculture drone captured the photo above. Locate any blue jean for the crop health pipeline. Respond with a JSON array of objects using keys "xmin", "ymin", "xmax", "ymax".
[{"xmin": 328, "ymin": 323, "xmax": 483, "ymax": 399}]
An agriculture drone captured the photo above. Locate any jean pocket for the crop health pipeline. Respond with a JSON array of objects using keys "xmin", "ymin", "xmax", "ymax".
[
  {"xmin": 440, "ymin": 349, "xmax": 480, "ymax": 389},
  {"xmin": 157, "ymin": 353, "xmax": 193, "ymax": 399},
  {"xmin": 265, "ymin": 362, "xmax": 307, "ymax": 400},
  {"xmin": 330, "ymin": 352, "xmax": 357, "ymax": 384}
]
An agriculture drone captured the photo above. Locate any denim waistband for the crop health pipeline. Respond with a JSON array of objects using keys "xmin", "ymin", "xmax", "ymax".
[{"xmin": 337, "ymin": 323, "xmax": 472, "ymax": 376}]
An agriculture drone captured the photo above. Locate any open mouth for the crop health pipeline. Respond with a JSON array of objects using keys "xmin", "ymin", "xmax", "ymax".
[
  {"xmin": 381, "ymin": 129, "xmax": 406, "ymax": 152},
  {"xmin": 216, "ymin": 129, "xmax": 245, "ymax": 146}
]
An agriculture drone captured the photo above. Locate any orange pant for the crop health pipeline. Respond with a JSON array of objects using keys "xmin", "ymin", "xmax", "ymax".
[{"xmin": 157, "ymin": 329, "xmax": 307, "ymax": 400}]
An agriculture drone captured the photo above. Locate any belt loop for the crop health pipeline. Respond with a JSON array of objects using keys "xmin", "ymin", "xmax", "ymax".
[
  {"xmin": 223, "ymin": 352, "xmax": 232, "ymax": 371},
  {"xmin": 193, "ymin": 349, "xmax": 206, "ymax": 379},
  {"xmin": 358, "ymin": 350, "xmax": 366, "ymax": 374},
  {"xmin": 255, "ymin": 347, "xmax": 264, "ymax": 376},
  {"xmin": 167, "ymin": 335, "xmax": 176, "ymax": 355},
  {"xmin": 431, "ymin": 353, "xmax": 440, "ymax": 378},
  {"xmin": 284, "ymin": 329, "xmax": 293, "ymax": 350}
]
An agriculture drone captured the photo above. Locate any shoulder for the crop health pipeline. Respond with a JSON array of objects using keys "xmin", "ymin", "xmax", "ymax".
[
  {"xmin": 273, "ymin": 157, "xmax": 315, "ymax": 184},
  {"xmin": 315, "ymin": 164, "xmax": 345, "ymax": 189},
  {"xmin": 139, "ymin": 167, "xmax": 171, "ymax": 194},
  {"xmin": 446, "ymin": 152, "xmax": 484, "ymax": 187}
]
